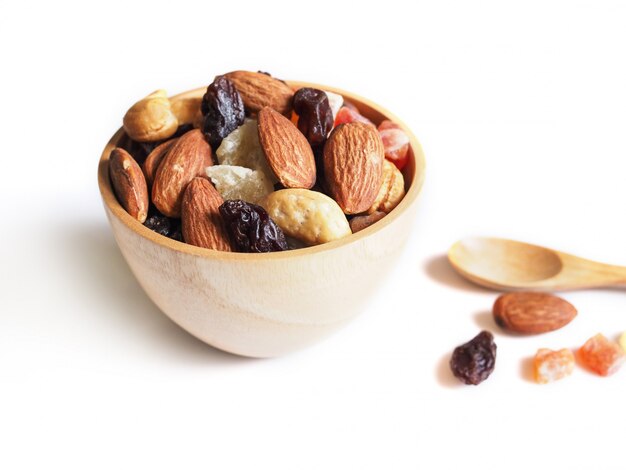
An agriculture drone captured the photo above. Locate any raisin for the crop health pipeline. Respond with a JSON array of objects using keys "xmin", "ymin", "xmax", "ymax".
[
  {"xmin": 292, "ymin": 88, "xmax": 334, "ymax": 148},
  {"xmin": 450, "ymin": 331, "xmax": 497, "ymax": 385},
  {"xmin": 144, "ymin": 205, "xmax": 183, "ymax": 242},
  {"xmin": 219, "ymin": 200, "xmax": 288, "ymax": 253},
  {"xmin": 201, "ymin": 76, "xmax": 245, "ymax": 149}
]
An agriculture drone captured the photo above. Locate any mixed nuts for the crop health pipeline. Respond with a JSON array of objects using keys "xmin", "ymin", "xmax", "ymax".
[
  {"xmin": 109, "ymin": 70, "xmax": 412, "ymax": 253},
  {"xmin": 450, "ymin": 291, "xmax": 625, "ymax": 386}
]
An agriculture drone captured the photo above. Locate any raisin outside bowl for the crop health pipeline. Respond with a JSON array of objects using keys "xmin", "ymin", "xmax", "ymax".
[{"xmin": 97, "ymin": 82, "xmax": 426, "ymax": 358}]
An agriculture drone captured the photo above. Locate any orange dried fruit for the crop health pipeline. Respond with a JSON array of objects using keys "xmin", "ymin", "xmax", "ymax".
[
  {"xmin": 577, "ymin": 333, "xmax": 626, "ymax": 376},
  {"xmin": 533, "ymin": 348, "xmax": 575, "ymax": 384}
]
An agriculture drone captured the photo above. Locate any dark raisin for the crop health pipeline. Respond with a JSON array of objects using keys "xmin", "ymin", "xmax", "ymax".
[
  {"xmin": 201, "ymin": 76, "xmax": 245, "ymax": 149},
  {"xmin": 144, "ymin": 205, "xmax": 183, "ymax": 242},
  {"xmin": 219, "ymin": 200, "xmax": 288, "ymax": 253},
  {"xmin": 293, "ymin": 87, "xmax": 334, "ymax": 148},
  {"xmin": 449, "ymin": 331, "xmax": 497, "ymax": 385}
]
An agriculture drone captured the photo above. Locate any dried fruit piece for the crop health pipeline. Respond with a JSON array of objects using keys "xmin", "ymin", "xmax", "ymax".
[
  {"xmin": 201, "ymin": 76, "xmax": 245, "ymax": 149},
  {"xmin": 206, "ymin": 165, "xmax": 273, "ymax": 205},
  {"xmin": 367, "ymin": 160, "xmax": 405, "ymax": 214},
  {"xmin": 123, "ymin": 90, "xmax": 178, "ymax": 142},
  {"xmin": 263, "ymin": 189, "xmax": 351, "ymax": 246},
  {"xmin": 324, "ymin": 122, "xmax": 385, "ymax": 214},
  {"xmin": 577, "ymin": 333, "xmax": 626, "ymax": 376},
  {"xmin": 378, "ymin": 120, "xmax": 410, "ymax": 170},
  {"xmin": 144, "ymin": 205, "xmax": 182, "ymax": 241},
  {"xmin": 216, "ymin": 119, "xmax": 277, "ymax": 184},
  {"xmin": 533, "ymin": 348, "xmax": 575, "ymax": 384},
  {"xmin": 292, "ymin": 87, "xmax": 334, "ymax": 147},
  {"xmin": 620, "ymin": 331, "xmax": 626, "ymax": 352},
  {"xmin": 142, "ymin": 138, "xmax": 178, "ymax": 186},
  {"xmin": 450, "ymin": 331, "xmax": 497, "ymax": 385},
  {"xmin": 349, "ymin": 211, "xmax": 386, "ymax": 233},
  {"xmin": 181, "ymin": 177, "xmax": 231, "ymax": 251},
  {"xmin": 109, "ymin": 147, "xmax": 149, "ymax": 223},
  {"xmin": 493, "ymin": 292, "xmax": 577, "ymax": 334},
  {"xmin": 257, "ymin": 107, "xmax": 316, "ymax": 189},
  {"xmin": 220, "ymin": 200, "xmax": 288, "ymax": 253},
  {"xmin": 333, "ymin": 106, "xmax": 373, "ymax": 127},
  {"xmin": 224, "ymin": 70, "xmax": 293, "ymax": 116},
  {"xmin": 324, "ymin": 90, "xmax": 344, "ymax": 121},
  {"xmin": 152, "ymin": 129, "xmax": 213, "ymax": 217}
]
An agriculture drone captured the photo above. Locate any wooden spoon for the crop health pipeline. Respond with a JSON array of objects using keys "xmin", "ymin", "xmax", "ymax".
[{"xmin": 448, "ymin": 237, "xmax": 626, "ymax": 291}]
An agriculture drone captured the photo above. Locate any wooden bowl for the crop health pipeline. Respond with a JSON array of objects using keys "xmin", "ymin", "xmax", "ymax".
[{"xmin": 97, "ymin": 82, "xmax": 426, "ymax": 358}]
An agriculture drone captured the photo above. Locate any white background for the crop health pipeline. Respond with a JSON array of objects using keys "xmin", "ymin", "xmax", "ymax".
[{"xmin": 1, "ymin": 0, "xmax": 625, "ymax": 468}]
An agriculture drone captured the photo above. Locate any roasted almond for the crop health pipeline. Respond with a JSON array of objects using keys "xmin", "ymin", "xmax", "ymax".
[
  {"xmin": 181, "ymin": 177, "xmax": 231, "ymax": 251},
  {"xmin": 224, "ymin": 71, "xmax": 293, "ymax": 116},
  {"xmin": 109, "ymin": 147, "xmax": 149, "ymax": 223},
  {"xmin": 323, "ymin": 122, "xmax": 385, "ymax": 214},
  {"xmin": 493, "ymin": 292, "xmax": 577, "ymax": 334},
  {"xmin": 257, "ymin": 107, "xmax": 316, "ymax": 189},
  {"xmin": 152, "ymin": 129, "xmax": 212, "ymax": 217},
  {"xmin": 142, "ymin": 138, "xmax": 178, "ymax": 186}
]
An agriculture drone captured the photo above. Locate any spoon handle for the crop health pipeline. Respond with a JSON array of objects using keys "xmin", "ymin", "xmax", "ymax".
[{"xmin": 558, "ymin": 252, "xmax": 626, "ymax": 289}]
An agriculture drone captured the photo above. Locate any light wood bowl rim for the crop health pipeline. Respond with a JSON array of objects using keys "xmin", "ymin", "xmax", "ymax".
[{"xmin": 97, "ymin": 80, "xmax": 426, "ymax": 260}]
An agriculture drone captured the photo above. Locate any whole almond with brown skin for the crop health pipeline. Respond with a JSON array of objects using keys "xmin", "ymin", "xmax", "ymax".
[
  {"xmin": 181, "ymin": 177, "xmax": 231, "ymax": 251},
  {"xmin": 493, "ymin": 292, "xmax": 577, "ymax": 334},
  {"xmin": 152, "ymin": 129, "xmax": 212, "ymax": 218},
  {"xmin": 142, "ymin": 138, "xmax": 178, "ymax": 186},
  {"xmin": 109, "ymin": 147, "xmax": 149, "ymax": 223},
  {"xmin": 324, "ymin": 122, "xmax": 385, "ymax": 214},
  {"xmin": 224, "ymin": 71, "xmax": 293, "ymax": 116},
  {"xmin": 257, "ymin": 107, "xmax": 316, "ymax": 189}
]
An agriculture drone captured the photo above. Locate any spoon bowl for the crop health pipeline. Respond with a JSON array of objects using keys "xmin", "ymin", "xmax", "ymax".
[{"xmin": 448, "ymin": 237, "xmax": 626, "ymax": 291}]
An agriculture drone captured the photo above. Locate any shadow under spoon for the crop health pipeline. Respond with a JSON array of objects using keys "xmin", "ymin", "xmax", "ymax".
[{"xmin": 448, "ymin": 237, "xmax": 626, "ymax": 291}]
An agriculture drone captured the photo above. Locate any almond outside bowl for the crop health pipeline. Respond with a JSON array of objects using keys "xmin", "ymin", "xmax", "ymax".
[{"xmin": 97, "ymin": 81, "xmax": 426, "ymax": 358}]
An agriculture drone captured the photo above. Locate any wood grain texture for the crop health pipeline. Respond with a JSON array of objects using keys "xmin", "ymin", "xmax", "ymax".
[
  {"xmin": 98, "ymin": 82, "xmax": 426, "ymax": 357},
  {"xmin": 449, "ymin": 237, "xmax": 626, "ymax": 291}
]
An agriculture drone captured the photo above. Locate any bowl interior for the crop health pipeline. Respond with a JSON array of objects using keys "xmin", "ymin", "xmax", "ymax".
[{"xmin": 98, "ymin": 81, "xmax": 426, "ymax": 259}]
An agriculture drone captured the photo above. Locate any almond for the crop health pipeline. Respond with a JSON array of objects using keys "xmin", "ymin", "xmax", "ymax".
[
  {"xmin": 109, "ymin": 147, "xmax": 149, "ymax": 223},
  {"xmin": 142, "ymin": 138, "xmax": 178, "ymax": 186},
  {"xmin": 181, "ymin": 177, "xmax": 231, "ymax": 251},
  {"xmin": 224, "ymin": 71, "xmax": 293, "ymax": 116},
  {"xmin": 257, "ymin": 107, "xmax": 316, "ymax": 189},
  {"xmin": 152, "ymin": 129, "xmax": 212, "ymax": 217},
  {"xmin": 492, "ymin": 292, "xmax": 577, "ymax": 334},
  {"xmin": 323, "ymin": 122, "xmax": 385, "ymax": 214}
]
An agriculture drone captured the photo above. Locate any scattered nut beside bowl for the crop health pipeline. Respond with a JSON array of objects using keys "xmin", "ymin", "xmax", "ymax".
[{"xmin": 98, "ymin": 70, "xmax": 425, "ymax": 357}]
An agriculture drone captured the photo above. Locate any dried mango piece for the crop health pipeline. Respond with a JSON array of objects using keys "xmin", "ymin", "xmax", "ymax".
[
  {"xmin": 533, "ymin": 348, "xmax": 575, "ymax": 384},
  {"xmin": 577, "ymin": 333, "xmax": 626, "ymax": 376},
  {"xmin": 619, "ymin": 331, "xmax": 626, "ymax": 353}
]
